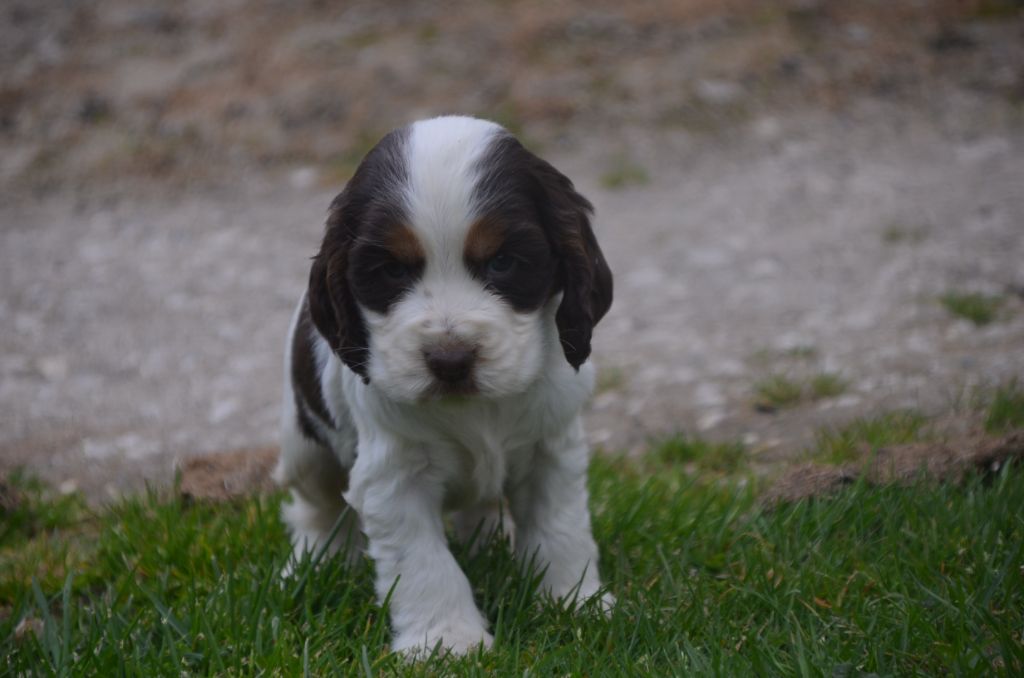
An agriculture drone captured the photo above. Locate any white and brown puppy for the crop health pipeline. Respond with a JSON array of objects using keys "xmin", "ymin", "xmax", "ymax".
[{"xmin": 275, "ymin": 115, "xmax": 613, "ymax": 655}]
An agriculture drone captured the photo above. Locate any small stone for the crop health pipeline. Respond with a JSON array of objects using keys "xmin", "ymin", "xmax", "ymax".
[
  {"xmin": 694, "ymin": 79, "xmax": 743, "ymax": 106},
  {"xmin": 694, "ymin": 382, "xmax": 725, "ymax": 407},
  {"xmin": 834, "ymin": 395, "xmax": 862, "ymax": 409},
  {"xmin": 697, "ymin": 410, "xmax": 725, "ymax": 431},
  {"xmin": 209, "ymin": 398, "xmax": 241, "ymax": 424},
  {"xmin": 82, "ymin": 438, "xmax": 115, "ymax": 460},
  {"xmin": 750, "ymin": 258, "xmax": 781, "ymax": 278},
  {"xmin": 624, "ymin": 267, "xmax": 665, "ymax": 288},
  {"xmin": 843, "ymin": 23, "xmax": 872, "ymax": 45},
  {"xmin": 289, "ymin": 167, "xmax": 318, "ymax": 190},
  {"xmin": 14, "ymin": 617, "xmax": 43, "ymax": 641},
  {"xmin": 126, "ymin": 8, "xmax": 183, "ymax": 34},
  {"xmin": 712, "ymin": 360, "xmax": 745, "ymax": 377},
  {"xmin": 592, "ymin": 392, "xmax": 618, "ymax": 410},
  {"xmin": 929, "ymin": 27, "xmax": 976, "ymax": 52},
  {"xmin": 778, "ymin": 56, "xmax": 802, "ymax": 78},
  {"xmin": 0, "ymin": 355, "xmax": 32, "ymax": 376},
  {"xmin": 36, "ymin": 355, "xmax": 69, "ymax": 381},
  {"xmin": 751, "ymin": 116, "xmax": 782, "ymax": 142},
  {"xmin": 77, "ymin": 92, "xmax": 111, "ymax": 123}
]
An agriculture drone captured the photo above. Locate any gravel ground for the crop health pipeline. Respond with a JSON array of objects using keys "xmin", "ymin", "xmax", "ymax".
[{"xmin": 2, "ymin": 0, "xmax": 1023, "ymax": 498}]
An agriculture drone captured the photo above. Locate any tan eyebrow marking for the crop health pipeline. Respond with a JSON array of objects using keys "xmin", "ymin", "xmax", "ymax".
[
  {"xmin": 464, "ymin": 217, "xmax": 505, "ymax": 262},
  {"xmin": 384, "ymin": 223, "xmax": 425, "ymax": 263}
]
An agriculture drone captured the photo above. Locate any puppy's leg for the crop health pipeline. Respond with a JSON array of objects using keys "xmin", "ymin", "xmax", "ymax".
[
  {"xmin": 275, "ymin": 415, "xmax": 363, "ymax": 570},
  {"xmin": 507, "ymin": 417, "xmax": 613, "ymax": 611},
  {"xmin": 346, "ymin": 441, "xmax": 492, "ymax": 656}
]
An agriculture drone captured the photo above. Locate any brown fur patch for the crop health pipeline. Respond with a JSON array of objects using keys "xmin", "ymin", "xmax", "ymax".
[
  {"xmin": 384, "ymin": 222, "xmax": 425, "ymax": 264},
  {"xmin": 464, "ymin": 217, "xmax": 505, "ymax": 263},
  {"xmin": 291, "ymin": 298, "xmax": 334, "ymax": 443}
]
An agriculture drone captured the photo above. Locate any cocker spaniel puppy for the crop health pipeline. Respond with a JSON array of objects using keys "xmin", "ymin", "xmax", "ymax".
[{"xmin": 275, "ymin": 115, "xmax": 613, "ymax": 655}]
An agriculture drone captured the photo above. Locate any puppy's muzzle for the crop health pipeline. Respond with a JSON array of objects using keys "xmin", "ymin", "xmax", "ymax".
[{"xmin": 423, "ymin": 343, "xmax": 477, "ymax": 384}]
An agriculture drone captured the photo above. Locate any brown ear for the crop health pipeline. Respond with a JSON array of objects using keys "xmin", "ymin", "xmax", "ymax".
[
  {"xmin": 306, "ymin": 126, "xmax": 409, "ymax": 382},
  {"xmin": 307, "ymin": 195, "xmax": 371, "ymax": 381},
  {"xmin": 529, "ymin": 153, "xmax": 613, "ymax": 369}
]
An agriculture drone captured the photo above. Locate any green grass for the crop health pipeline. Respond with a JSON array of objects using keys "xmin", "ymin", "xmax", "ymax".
[
  {"xmin": 594, "ymin": 366, "xmax": 626, "ymax": 395},
  {"xmin": 812, "ymin": 410, "xmax": 928, "ymax": 465},
  {"xmin": 754, "ymin": 374, "xmax": 805, "ymax": 410},
  {"xmin": 881, "ymin": 222, "xmax": 928, "ymax": 245},
  {"xmin": 784, "ymin": 345, "xmax": 818, "ymax": 360},
  {"xmin": 970, "ymin": 0, "xmax": 1024, "ymax": 19},
  {"xmin": 649, "ymin": 434, "xmax": 747, "ymax": 474},
  {"xmin": 940, "ymin": 291, "xmax": 1005, "ymax": 326},
  {"xmin": 599, "ymin": 156, "xmax": 650, "ymax": 190},
  {"xmin": 0, "ymin": 471, "xmax": 95, "ymax": 604},
  {"xmin": 986, "ymin": 380, "xmax": 1024, "ymax": 433},
  {"xmin": 345, "ymin": 28, "xmax": 384, "ymax": 49},
  {"xmin": 808, "ymin": 372, "xmax": 849, "ymax": 400},
  {"xmin": 3, "ymin": 457, "xmax": 1023, "ymax": 675},
  {"xmin": 755, "ymin": 371, "xmax": 848, "ymax": 411}
]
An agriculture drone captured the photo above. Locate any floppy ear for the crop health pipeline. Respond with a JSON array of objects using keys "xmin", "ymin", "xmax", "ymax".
[
  {"xmin": 528, "ymin": 152, "xmax": 613, "ymax": 369},
  {"xmin": 307, "ymin": 194, "xmax": 371, "ymax": 382}
]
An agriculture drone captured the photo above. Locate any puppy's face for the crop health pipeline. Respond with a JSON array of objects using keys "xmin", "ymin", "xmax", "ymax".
[{"xmin": 308, "ymin": 116, "xmax": 612, "ymax": 402}]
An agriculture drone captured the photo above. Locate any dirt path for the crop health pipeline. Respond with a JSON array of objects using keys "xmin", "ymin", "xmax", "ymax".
[
  {"xmin": 3, "ymin": 101, "xmax": 1022, "ymax": 498},
  {"xmin": 583, "ymin": 103, "xmax": 1024, "ymax": 462},
  {"xmin": 2, "ymin": 0, "xmax": 1023, "ymax": 498}
]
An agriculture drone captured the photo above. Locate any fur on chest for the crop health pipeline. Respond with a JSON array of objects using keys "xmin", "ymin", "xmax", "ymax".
[{"xmin": 339, "ymin": 359, "xmax": 594, "ymax": 506}]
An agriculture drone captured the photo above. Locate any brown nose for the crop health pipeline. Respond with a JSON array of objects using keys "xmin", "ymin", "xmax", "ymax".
[{"xmin": 424, "ymin": 344, "xmax": 476, "ymax": 383}]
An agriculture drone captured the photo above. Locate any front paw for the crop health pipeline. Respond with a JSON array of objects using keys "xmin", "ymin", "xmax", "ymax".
[
  {"xmin": 393, "ymin": 621, "xmax": 493, "ymax": 658},
  {"xmin": 592, "ymin": 591, "xmax": 616, "ymax": 616}
]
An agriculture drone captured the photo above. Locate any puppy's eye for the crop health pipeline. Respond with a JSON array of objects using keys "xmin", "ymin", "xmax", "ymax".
[
  {"xmin": 486, "ymin": 253, "xmax": 516, "ymax": 275},
  {"xmin": 380, "ymin": 261, "xmax": 410, "ymax": 280}
]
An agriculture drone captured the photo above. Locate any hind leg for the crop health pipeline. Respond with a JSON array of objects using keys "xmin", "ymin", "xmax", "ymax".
[{"xmin": 275, "ymin": 415, "xmax": 363, "ymax": 570}]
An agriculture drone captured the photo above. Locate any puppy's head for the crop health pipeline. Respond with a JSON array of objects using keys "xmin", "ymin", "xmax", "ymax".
[{"xmin": 308, "ymin": 116, "xmax": 612, "ymax": 402}]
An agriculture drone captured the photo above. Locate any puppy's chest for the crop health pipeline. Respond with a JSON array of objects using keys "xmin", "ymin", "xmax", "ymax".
[{"xmin": 428, "ymin": 409, "xmax": 538, "ymax": 507}]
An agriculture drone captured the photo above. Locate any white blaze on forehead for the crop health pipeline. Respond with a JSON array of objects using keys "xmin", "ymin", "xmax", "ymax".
[
  {"xmin": 403, "ymin": 116, "xmax": 502, "ymax": 266},
  {"xmin": 363, "ymin": 116, "xmax": 550, "ymax": 401}
]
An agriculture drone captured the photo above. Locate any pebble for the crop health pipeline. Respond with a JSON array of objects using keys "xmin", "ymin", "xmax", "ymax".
[
  {"xmin": 694, "ymin": 382, "xmax": 725, "ymax": 407},
  {"xmin": 209, "ymin": 398, "xmax": 241, "ymax": 424},
  {"xmin": 36, "ymin": 355, "xmax": 69, "ymax": 381},
  {"xmin": 289, "ymin": 167, "xmax": 319, "ymax": 190},
  {"xmin": 697, "ymin": 410, "xmax": 725, "ymax": 431},
  {"xmin": 82, "ymin": 434, "xmax": 161, "ymax": 461},
  {"xmin": 694, "ymin": 78, "xmax": 743, "ymax": 106}
]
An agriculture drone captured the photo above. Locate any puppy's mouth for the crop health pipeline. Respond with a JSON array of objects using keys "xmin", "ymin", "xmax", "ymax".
[{"xmin": 423, "ymin": 378, "xmax": 479, "ymax": 401}]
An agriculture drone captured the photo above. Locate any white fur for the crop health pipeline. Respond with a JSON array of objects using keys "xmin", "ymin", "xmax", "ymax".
[
  {"xmin": 274, "ymin": 298, "xmax": 363, "ymax": 569},
  {"xmin": 276, "ymin": 116, "xmax": 611, "ymax": 657},
  {"xmin": 365, "ymin": 117, "xmax": 545, "ymax": 403}
]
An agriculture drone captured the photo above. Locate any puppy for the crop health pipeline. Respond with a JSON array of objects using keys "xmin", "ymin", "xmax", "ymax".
[{"xmin": 275, "ymin": 115, "xmax": 613, "ymax": 655}]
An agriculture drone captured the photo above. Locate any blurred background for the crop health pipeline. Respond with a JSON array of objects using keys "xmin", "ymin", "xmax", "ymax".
[{"xmin": 2, "ymin": 0, "xmax": 1023, "ymax": 499}]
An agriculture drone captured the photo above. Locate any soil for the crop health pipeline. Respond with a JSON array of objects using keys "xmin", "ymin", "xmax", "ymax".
[
  {"xmin": 762, "ymin": 430, "xmax": 1024, "ymax": 505},
  {"xmin": 2, "ymin": 0, "xmax": 1023, "ymax": 500}
]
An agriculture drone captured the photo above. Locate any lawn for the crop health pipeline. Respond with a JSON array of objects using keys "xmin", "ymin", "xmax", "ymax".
[{"xmin": 3, "ymin": 454, "xmax": 1021, "ymax": 676}]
